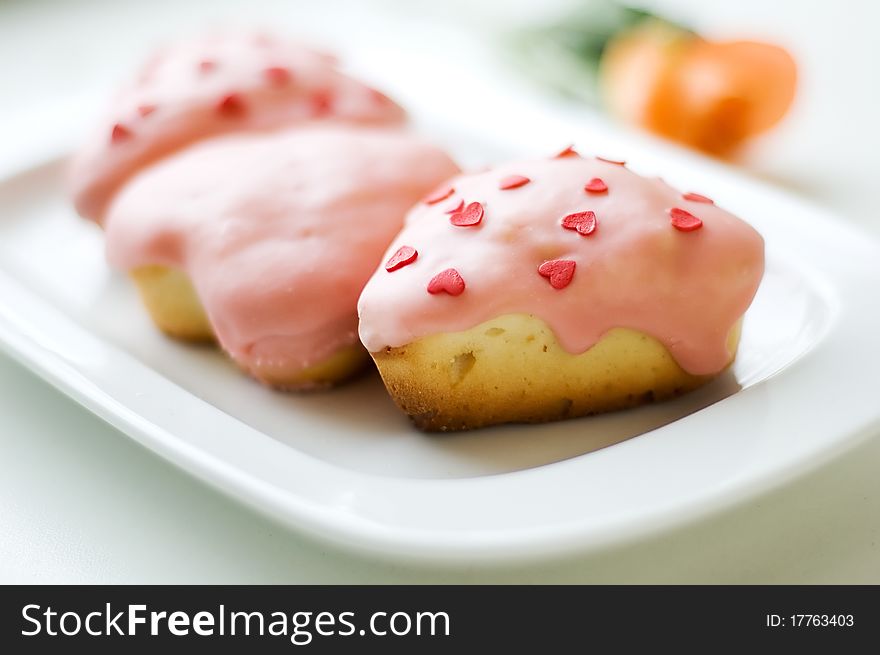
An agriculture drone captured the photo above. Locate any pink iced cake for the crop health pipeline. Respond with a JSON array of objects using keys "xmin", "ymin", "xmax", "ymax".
[
  {"xmin": 358, "ymin": 148, "xmax": 764, "ymax": 430},
  {"xmin": 68, "ymin": 33, "xmax": 459, "ymax": 388}
]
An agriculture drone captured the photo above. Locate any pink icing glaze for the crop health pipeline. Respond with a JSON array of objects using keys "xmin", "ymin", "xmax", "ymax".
[
  {"xmin": 104, "ymin": 126, "xmax": 459, "ymax": 382},
  {"xmin": 357, "ymin": 155, "xmax": 765, "ymax": 376},
  {"xmin": 68, "ymin": 32, "xmax": 405, "ymax": 222}
]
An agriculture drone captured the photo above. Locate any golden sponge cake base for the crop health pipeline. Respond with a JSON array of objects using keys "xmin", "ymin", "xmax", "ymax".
[
  {"xmin": 131, "ymin": 266, "xmax": 214, "ymax": 341},
  {"xmin": 370, "ymin": 313, "xmax": 741, "ymax": 431},
  {"xmin": 130, "ymin": 265, "xmax": 367, "ymax": 389}
]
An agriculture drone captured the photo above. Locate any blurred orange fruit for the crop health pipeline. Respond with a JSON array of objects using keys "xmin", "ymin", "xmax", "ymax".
[{"xmin": 600, "ymin": 21, "xmax": 797, "ymax": 155}]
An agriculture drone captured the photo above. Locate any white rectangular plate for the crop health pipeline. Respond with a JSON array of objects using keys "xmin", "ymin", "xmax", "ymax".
[{"xmin": 2, "ymin": 35, "xmax": 879, "ymax": 564}]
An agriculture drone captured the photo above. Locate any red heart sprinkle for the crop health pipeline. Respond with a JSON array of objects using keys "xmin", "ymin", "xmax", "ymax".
[
  {"xmin": 310, "ymin": 89, "xmax": 333, "ymax": 116},
  {"xmin": 682, "ymin": 192, "xmax": 714, "ymax": 204},
  {"xmin": 584, "ymin": 177, "xmax": 608, "ymax": 194},
  {"xmin": 450, "ymin": 202, "xmax": 484, "ymax": 227},
  {"xmin": 596, "ymin": 156, "xmax": 626, "ymax": 166},
  {"xmin": 554, "ymin": 144, "xmax": 579, "ymax": 158},
  {"xmin": 423, "ymin": 185, "xmax": 454, "ymax": 205},
  {"xmin": 561, "ymin": 210, "xmax": 597, "ymax": 236},
  {"xmin": 199, "ymin": 60, "xmax": 217, "ymax": 73},
  {"xmin": 110, "ymin": 123, "xmax": 131, "ymax": 143},
  {"xmin": 264, "ymin": 66, "xmax": 292, "ymax": 85},
  {"xmin": 216, "ymin": 93, "xmax": 246, "ymax": 116},
  {"xmin": 385, "ymin": 246, "xmax": 418, "ymax": 272},
  {"xmin": 137, "ymin": 104, "xmax": 156, "ymax": 117},
  {"xmin": 538, "ymin": 259, "xmax": 576, "ymax": 289},
  {"xmin": 427, "ymin": 268, "xmax": 465, "ymax": 296},
  {"xmin": 444, "ymin": 199, "xmax": 465, "ymax": 214},
  {"xmin": 669, "ymin": 207, "xmax": 703, "ymax": 231},
  {"xmin": 499, "ymin": 174, "xmax": 530, "ymax": 190}
]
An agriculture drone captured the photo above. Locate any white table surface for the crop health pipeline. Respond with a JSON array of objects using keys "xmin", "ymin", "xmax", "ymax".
[{"xmin": 1, "ymin": 0, "xmax": 879, "ymax": 583}]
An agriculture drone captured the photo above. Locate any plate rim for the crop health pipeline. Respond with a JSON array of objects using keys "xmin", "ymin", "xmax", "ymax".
[{"xmin": 2, "ymin": 153, "xmax": 880, "ymax": 564}]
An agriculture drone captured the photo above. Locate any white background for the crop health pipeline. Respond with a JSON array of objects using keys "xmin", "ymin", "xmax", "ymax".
[{"xmin": 1, "ymin": 0, "xmax": 879, "ymax": 582}]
